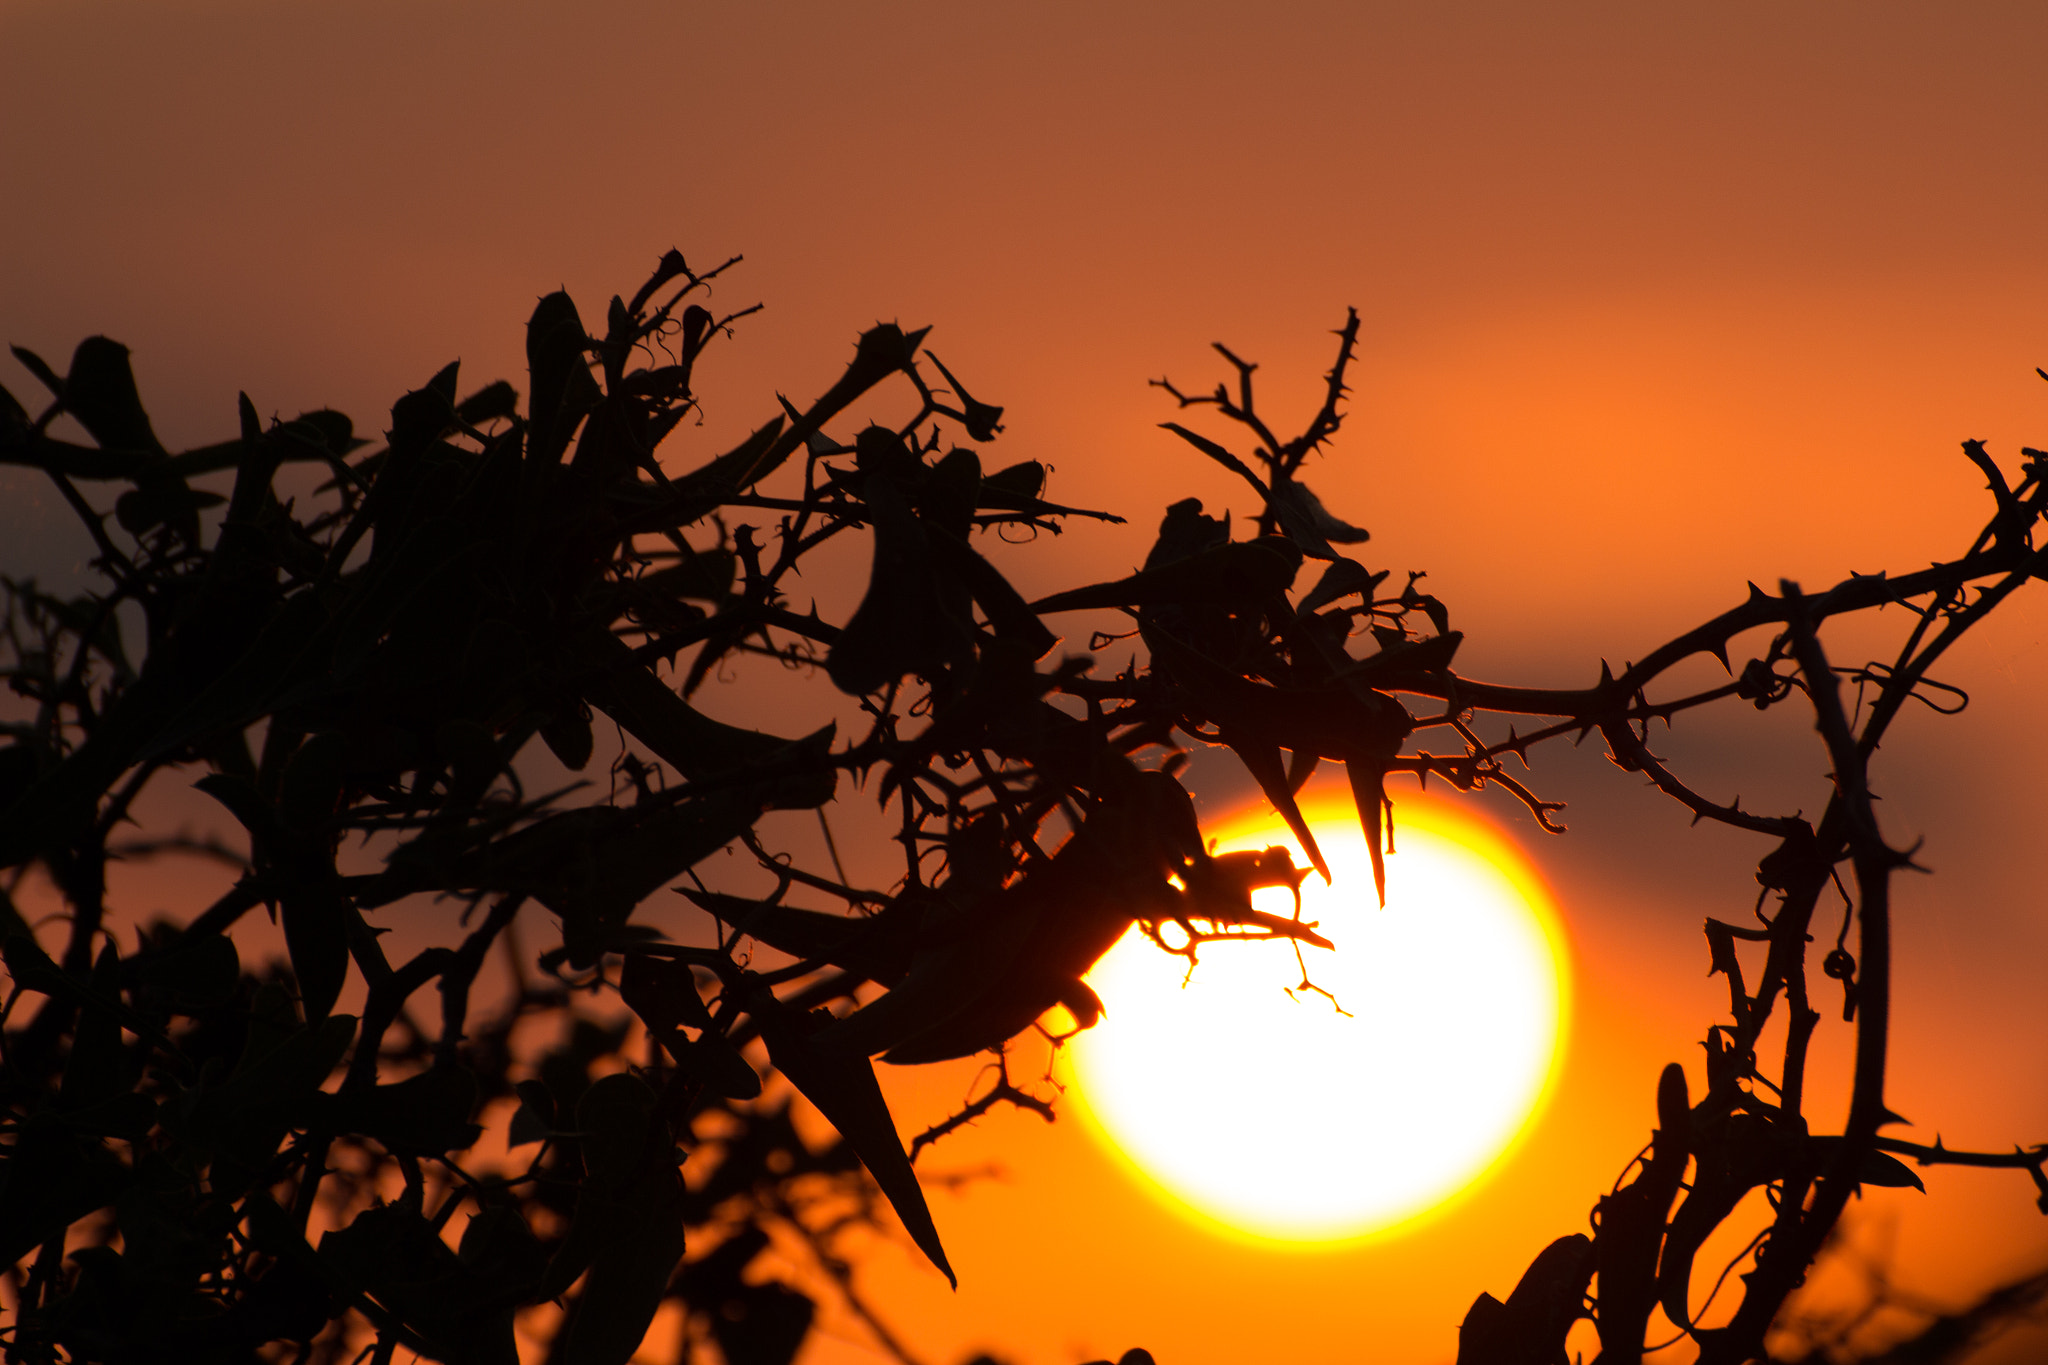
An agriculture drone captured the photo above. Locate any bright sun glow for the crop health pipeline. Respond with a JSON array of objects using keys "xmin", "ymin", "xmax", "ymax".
[{"xmin": 1068, "ymin": 789, "xmax": 1569, "ymax": 1245}]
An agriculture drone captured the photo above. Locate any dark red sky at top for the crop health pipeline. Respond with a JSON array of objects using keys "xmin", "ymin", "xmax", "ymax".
[{"xmin": 4, "ymin": 4, "xmax": 2047, "ymax": 1362}]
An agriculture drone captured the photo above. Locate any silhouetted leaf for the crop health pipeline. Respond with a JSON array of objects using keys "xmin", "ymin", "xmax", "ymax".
[
  {"xmin": 507, "ymin": 1080, "xmax": 555, "ymax": 1149},
  {"xmin": 539, "ymin": 703, "xmax": 596, "ymax": 770},
  {"xmin": 189, "ymin": 1014, "xmax": 357, "ymax": 1196},
  {"xmin": 925, "ymin": 520, "xmax": 1059, "ymax": 660},
  {"xmin": 1029, "ymin": 535, "xmax": 1301, "ymax": 614},
  {"xmin": 577, "ymin": 1072, "xmax": 660, "ymax": 1191},
  {"xmin": 449, "ymin": 795, "xmax": 760, "ymax": 961},
  {"xmin": 527, "ymin": 292, "xmax": 604, "ymax": 470},
  {"xmin": 754, "ymin": 996, "xmax": 954, "ymax": 1287},
  {"xmin": 9, "ymin": 344, "xmax": 64, "ymax": 398},
  {"xmin": 686, "ymin": 894, "xmax": 919, "ymax": 988},
  {"xmin": 924, "ymin": 351, "xmax": 1003, "ymax": 441},
  {"xmin": 711, "ymin": 1281, "xmax": 815, "ymax": 1365},
  {"xmin": 579, "ymin": 630, "xmax": 836, "ymax": 809},
  {"xmin": 113, "ymin": 483, "xmax": 224, "ymax": 537},
  {"xmin": 321, "ymin": 1203, "xmax": 516, "ymax": 1365},
  {"xmin": 57, "ymin": 943, "xmax": 130, "ymax": 1112},
  {"xmin": 278, "ymin": 730, "xmax": 348, "ymax": 829},
  {"xmin": 193, "ymin": 771, "xmax": 284, "ymax": 848},
  {"xmin": 1341, "ymin": 629, "xmax": 1463, "ymax": 687},
  {"xmin": 60, "ymin": 336, "xmax": 163, "ymax": 454},
  {"xmin": 620, "ymin": 548, "xmax": 735, "ymax": 606},
  {"xmin": 0, "ymin": 1115, "xmax": 133, "ymax": 1264},
  {"xmin": 60, "ymin": 1090, "xmax": 156, "ymax": 1143},
  {"xmin": 829, "ymin": 476, "xmax": 975, "ymax": 694},
  {"xmin": 315, "ymin": 1065, "xmax": 481, "ymax": 1153},
  {"xmin": 456, "ymin": 1204, "xmax": 545, "ymax": 1299},
  {"xmin": 540, "ymin": 1074, "xmax": 689, "ymax": 1365},
  {"xmin": 1270, "ymin": 476, "xmax": 1368, "ymax": 559},
  {"xmin": 280, "ymin": 882, "xmax": 351, "ymax": 1022},
  {"xmin": 1345, "ymin": 760, "xmax": 1389, "ymax": 906},
  {"xmin": 229, "ymin": 1251, "xmax": 335, "ymax": 1348},
  {"xmin": 1144, "ymin": 497, "xmax": 1230, "ymax": 568},
  {"xmin": 561, "ymin": 1203, "xmax": 688, "ymax": 1365},
  {"xmin": 0, "ymin": 744, "xmax": 36, "ymax": 811},
  {"xmin": 1808, "ymin": 1137, "xmax": 1928, "ymax": 1191},
  {"xmin": 979, "ymin": 458, "xmax": 1043, "ymax": 503},
  {"xmin": 813, "ymin": 910, "xmax": 1037, "ymax": 1064},
  {"xmin": 391, "ymin": 360, "xmax": 463, "ymax": 455},
  {"xmin": 3, "ymin": 932, "xmax": 161, "ymax": 1043},
  {"xmin": 1159, "ymin": 420, "xmax": 1264, "ymax": 491},
  {"xmin": 1299, "ymin": 556, "xmax": 1388, "ymax": 614},
  {"xmin": 620, "ymin": 953, "xmax": 761, "ymax": 1099},
  {"xmin": 140, "ymin": 589, "xmax": 329, "ymax": 761},
  {"xmin": 1455, "ymin": 1233, "xmax": 1592, "ymax": 1365}
]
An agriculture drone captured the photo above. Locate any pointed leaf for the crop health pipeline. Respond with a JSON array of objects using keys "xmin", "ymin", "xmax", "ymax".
[
  {"xmin": 1299, "ymin": 557, "xmax": 1387, "ymax": 614},
  {"xmin": 280, "ymin": 882, "xmax": 351, "ymax": 1022},
  {"xmin": 1808, "ymin": 1137, "xmax": 1928, "ymax": 1191},
  {"xmin": 754, "ymin": 997, "xmax": 954, "ymax": 1286},
  {"xmin": 1345, "ymin": 761, "xmax": 1388, "ymax": 905},
  {"xmin": 10, "ymin": 345, "xmax": 64, "ymax": 399},
  {"xmin": 507, "ymin": 1080, "xmax": 555, "ymax": 1148},
  {"xmin": 1237, "ymin": 738, "xmax": 1330, "ymax": 883},
  {"xmin": 1030, "ymin": 537, "xmax": 1300, "ymax": 614},
  {"xmin": 683, "ymin": 894, "xmax": 918, "ymax": 987},
  {"xmin": 979, "ymin": 459, "xmax": 1044, "ymax": 504},
  {"xmin": 1158, "ymin": 421, "xmax": 1266, "ymax": 493},
  {"xmin": 193, "ymin": 771, "xmax": 285, "ymax": 848},
  {"xmin": 58, "ymin": 942, "xmax": 131, "ymax": 1111},
  {"xmin": 579, "ymin": 629, "xmax": 837, "ymax": 809}
]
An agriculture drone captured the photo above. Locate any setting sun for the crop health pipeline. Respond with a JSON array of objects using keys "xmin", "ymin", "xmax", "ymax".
[{"xmin": 1068, "ymin": 790, "xmax": 1569, "ymax": 1244}]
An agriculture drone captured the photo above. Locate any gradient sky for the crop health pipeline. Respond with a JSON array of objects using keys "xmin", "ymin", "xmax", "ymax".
[{"xmin": 6, "ymin": 4, "xmax": 2048, "ymax": 1363}]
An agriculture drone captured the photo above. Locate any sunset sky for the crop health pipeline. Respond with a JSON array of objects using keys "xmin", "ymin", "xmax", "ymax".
[{"xmin": 5, "ymin": 4, "xmax": 2048, "ymax": 1362}]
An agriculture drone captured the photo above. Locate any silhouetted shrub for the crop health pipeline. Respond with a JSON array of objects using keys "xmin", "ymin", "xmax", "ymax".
[{"xmin": 1, "ymin": 252, "xmax": 2041, "ymax": 1364}]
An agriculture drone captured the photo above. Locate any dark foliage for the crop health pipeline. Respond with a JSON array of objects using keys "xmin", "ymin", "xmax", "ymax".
[{"xmin": 1, "ymin": 251, "xmax": 2043, "ymax": 1364}]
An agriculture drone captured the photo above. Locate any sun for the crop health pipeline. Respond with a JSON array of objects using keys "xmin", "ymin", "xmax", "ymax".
[{"xmin": 1065, "ymin": 787, "xmax": 1570, "ymax": 1245}]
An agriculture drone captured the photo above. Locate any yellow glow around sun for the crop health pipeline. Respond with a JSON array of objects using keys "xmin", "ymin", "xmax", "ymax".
[{"xmin": 1067, "ymin": 789, "xmax": 1569, "ymax": 1245}]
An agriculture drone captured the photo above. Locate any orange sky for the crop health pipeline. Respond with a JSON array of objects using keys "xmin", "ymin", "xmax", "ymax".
[{"xmin": 5, "ymin": 4, "xmax": 2048, "ymax": 1363}]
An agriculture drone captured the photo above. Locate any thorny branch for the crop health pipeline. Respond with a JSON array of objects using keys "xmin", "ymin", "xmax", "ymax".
[{"xmin": 908, "ymin": 1055, "xmax": 1057, "ymax": 1165}]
